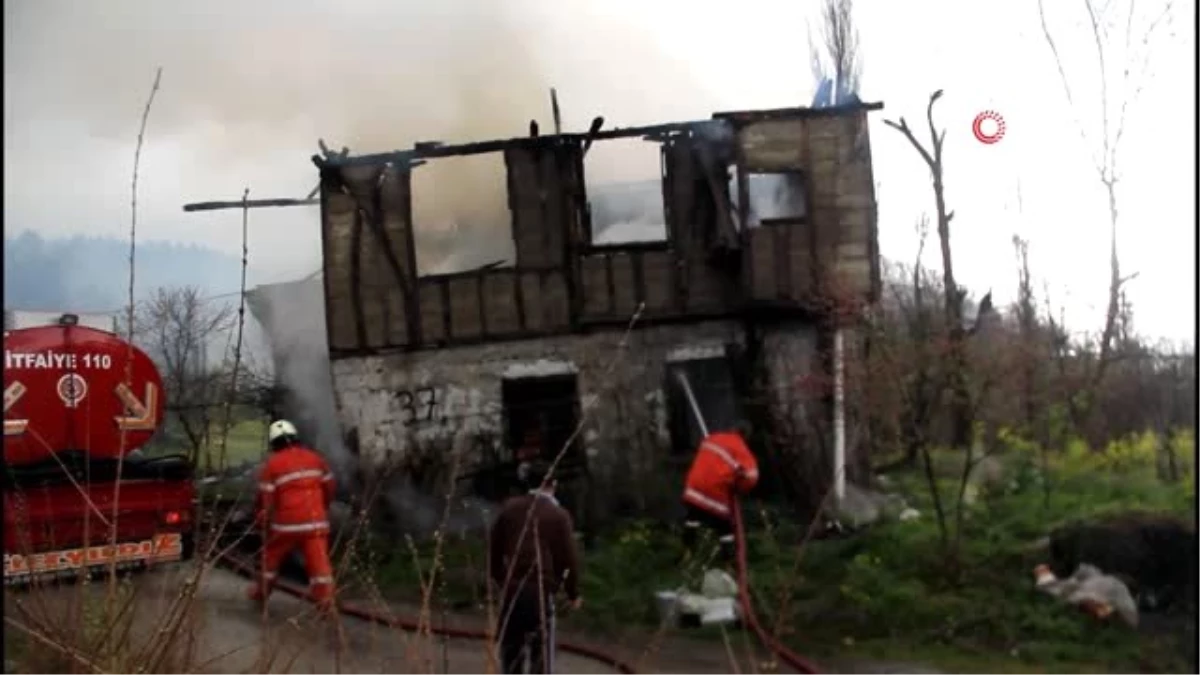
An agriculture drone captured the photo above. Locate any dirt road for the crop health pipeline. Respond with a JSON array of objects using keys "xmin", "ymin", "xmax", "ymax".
[{"xmin": 5, "ymin": 564, "xmax": 936, "ymax": 673}]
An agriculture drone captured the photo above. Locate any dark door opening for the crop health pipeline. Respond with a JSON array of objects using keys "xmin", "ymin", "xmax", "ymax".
[
  {"xmin": 665, "ymin": 356, "xmax": 743, "ymax": 457},
  {"xmin": 498, "ymin": 373, "xmax": 585, "ymax": 527},
  {"xmin": 501, "ymin": 373, "xmax": 583, "ymax": 481}
]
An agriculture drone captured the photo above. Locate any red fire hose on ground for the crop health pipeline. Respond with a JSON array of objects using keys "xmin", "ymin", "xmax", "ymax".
[
  {"xmin": 215, "ymin": 500, "xmax": 819, "ymax": 675},
  {"xmin": 675, "ymin": 372, "xmax": 822, "ymax": 675},
  {"xmin": 208, "ymin": 371, "xmax": 819, "ymax": 674},
  {"xmin": 215, "ymin": 552, "xmax": 637, "ymax": 674},
  {"xmin": 732, "ymin": 498, "xmax": 821, "ymax": 674}
]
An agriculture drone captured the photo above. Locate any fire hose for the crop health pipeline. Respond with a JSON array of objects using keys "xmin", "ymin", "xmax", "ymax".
[
  {"xmin": 214, "ymin": 551, "xmax": 637, "ymax": 674},
  {"xmin": 208, "ymin": 372, "xmax": 819, "ymax": 675},
  {"xmin": 676, "ymin": 373, "xmax": 822, "ymax": 675}
]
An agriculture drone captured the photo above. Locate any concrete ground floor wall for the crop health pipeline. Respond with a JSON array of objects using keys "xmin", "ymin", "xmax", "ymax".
[{"xmin": 329, "ymin": 318, "xmax": 835, "ymax": 529}]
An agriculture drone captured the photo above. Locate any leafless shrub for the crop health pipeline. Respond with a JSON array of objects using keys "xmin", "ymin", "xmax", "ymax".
[{"xmin": 127, "ymin": 285, "xmax": 236, "ymax": 467}]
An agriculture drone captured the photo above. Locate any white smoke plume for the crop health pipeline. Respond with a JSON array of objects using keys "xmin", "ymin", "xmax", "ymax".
[{"xmin": 7, "ymin": 0, "xmax": 722, "ymax": 271}]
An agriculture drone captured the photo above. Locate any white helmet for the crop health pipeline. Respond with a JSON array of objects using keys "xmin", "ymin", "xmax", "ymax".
[{"xmin": 268, "ymin": 419, "xmax": 299, "ymax": 444}]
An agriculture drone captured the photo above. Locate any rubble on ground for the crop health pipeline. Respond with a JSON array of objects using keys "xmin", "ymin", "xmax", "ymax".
[
  {"xmin": 826, "ymin": 482, "xmax": 915, "ymax": 529},
  {"xmin": 656, "ymin": 568, "xmax": 741, "ymax": 628}
]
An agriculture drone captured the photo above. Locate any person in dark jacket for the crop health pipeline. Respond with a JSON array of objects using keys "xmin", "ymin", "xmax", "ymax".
[{"xmin": 489, "ymin": 461, "xmax": 582, "ymax": 674}]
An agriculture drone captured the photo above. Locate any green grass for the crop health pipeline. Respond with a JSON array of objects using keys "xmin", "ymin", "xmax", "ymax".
[
  {"xmin": 141, "ymin": 410, "xmax": 266, "ymax": 469},
  {"xmin": 355, "ymin": 433, "xmax": 1195, "ymax": 673},
  {"xmin": 203, "ymin": 417, "xmax": 267, "ymax": 467}
]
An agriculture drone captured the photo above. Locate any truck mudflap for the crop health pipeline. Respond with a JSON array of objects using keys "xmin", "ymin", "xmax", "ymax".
[{"xmin": 3, "ymin": 532, "xmax": 193, "ymax": 587}]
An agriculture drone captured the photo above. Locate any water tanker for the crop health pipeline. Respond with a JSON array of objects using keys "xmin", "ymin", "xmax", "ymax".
[{"xmin": 3, "ymin": 313, "xmax": 195, "ymax": 586}]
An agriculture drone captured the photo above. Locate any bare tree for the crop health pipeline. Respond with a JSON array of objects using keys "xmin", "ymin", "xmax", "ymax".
[
  {"xmin": 133, "ymin": 286, "xmax": 234, "ymax": 465},
  {"xmin": 809, "ymin": 0, "xmax": 862, "ymax": 98},
  {"xmin": 885, "ymin": 90, "xmax": 973, "ymax": 449},
  {"xmin": 1036, "ymin": 0, "xmax": 1175, "ymax": 440}
]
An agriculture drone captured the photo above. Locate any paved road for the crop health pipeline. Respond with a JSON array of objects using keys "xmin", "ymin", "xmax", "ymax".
[{"xmin": 5, "ymin": 564, "xmax": 936, "ymax": 673}]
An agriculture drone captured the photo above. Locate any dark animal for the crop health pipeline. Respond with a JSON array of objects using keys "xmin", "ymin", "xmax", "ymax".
[{"xmin": 1049, "ymin": 512, "xmax": 1197, "ymax": 613}]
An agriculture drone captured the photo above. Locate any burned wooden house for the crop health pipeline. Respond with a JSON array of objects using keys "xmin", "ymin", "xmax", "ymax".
[{"xmin": 312, "ymin": 102, "xmax": 883, "ymax": 524}]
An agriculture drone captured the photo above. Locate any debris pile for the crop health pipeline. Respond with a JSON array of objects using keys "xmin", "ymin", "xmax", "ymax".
[
  {"xmin": 1033, "ymin": 563, "xmax": 1139, "ymax": 628},
  {"xmin": 656, "ymin": 568, "xmax": 741, "ymax": 628}
]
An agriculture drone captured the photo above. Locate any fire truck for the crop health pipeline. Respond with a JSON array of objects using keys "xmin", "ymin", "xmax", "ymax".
[{"xmin": 3, "ymin": 313, "xmax": 196, "ymax": 586}]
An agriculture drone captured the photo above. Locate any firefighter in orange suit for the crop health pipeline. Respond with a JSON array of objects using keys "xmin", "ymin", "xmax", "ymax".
[
  {"xmin": 681, "ymin": 429, "xmax": 759, "ymax": 562},
  {"xmin": 248, "ymin": 419, "xmax": 338, "ymax": 609}
]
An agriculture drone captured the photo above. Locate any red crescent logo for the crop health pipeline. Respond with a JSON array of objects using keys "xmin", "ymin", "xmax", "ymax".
[{"xmin": 972, "ymin": 110, "xmax": 1007, "ymax": 145}]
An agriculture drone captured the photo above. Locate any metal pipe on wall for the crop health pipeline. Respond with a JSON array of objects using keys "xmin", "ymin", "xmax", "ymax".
[{"xmin": 833, "ymin": 328, "xmax": 846, "ymax": 502}]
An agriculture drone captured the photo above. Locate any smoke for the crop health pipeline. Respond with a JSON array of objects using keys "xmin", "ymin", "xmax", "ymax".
[
  {"xmin": 245, "ymin": 275, "xmax": 496, "ymax": 537},
  {"xmin": 7, "ymin": 0, "xmax": 720, "ymax": 273},
  {"xmin": 243, "ymin": 276, "xmax": 348, "ymax": 477}
]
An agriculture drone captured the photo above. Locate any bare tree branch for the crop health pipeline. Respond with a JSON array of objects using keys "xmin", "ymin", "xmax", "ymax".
[
  {"xmin": 1035, "ymin": 0, "xmax": 1173, "ymax": 443},
  {"xmin": 1037, "ymin": 0, "xmax": 1104, "ymax": 175},
  {"xmin": 809, "ymin": 0, "xmax": 863, "ymax": 98}
]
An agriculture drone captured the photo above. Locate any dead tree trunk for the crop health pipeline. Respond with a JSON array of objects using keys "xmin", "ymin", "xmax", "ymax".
[{"xmin": 885, "ymin": 90, "xmax": 973, "ymax": 449}]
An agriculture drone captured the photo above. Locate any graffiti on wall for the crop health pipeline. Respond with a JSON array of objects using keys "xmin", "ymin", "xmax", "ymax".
[{"xmin": 395, "ymin": 386, "xmax": 443, "ymax": 426}]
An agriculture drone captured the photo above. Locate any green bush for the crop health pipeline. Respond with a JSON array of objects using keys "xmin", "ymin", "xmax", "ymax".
[{"xmin": 362, "ymin": 429, "xmax": 1193, "ymax": 672}]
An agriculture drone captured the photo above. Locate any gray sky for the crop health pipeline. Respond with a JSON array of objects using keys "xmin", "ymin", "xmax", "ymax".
[{"xmin": 4, "ymin": 0, "xmax": 1195, "ymax": 343}]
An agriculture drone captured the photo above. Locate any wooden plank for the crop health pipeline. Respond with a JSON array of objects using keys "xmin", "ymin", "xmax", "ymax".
[
  {"xmin": 835, "ymin": 193, "xmax": 875, "ymax": 209},
  {"xmin": 632, "ymin": 250, "xmax": 647, "ymax": 309},
  {"xmin": 664, "ymin": 141, "xmax": 691, "ymax": 309},
  {"xmin": 521, "ymin": 272, "xmax": 544, "ymax": 331},
  {"xmin": 349, "ymin": 206, "xmax": 368, "ymax": 348},
  {"xmin": 540, "ymin": 148, "xmax": 567, "ymax": 267},
  {"xmin": 449, "ymin": 276, "xmax": 483, "ymax": 339},
  {"xmin": 640, "ymin": 251, "xmax": 673, "ymax": 312},
  {"xmin": 790, "ymin": 224, "xmax": 815, "ymax": 299},
  {"xmin": 483, "ymin": 270, "xmax": 520, "ymax": 335},
  {"xmin": 835, "ymin": 257, "xmax": 874, "ymax": 295},
  {"xmin": 685, "ymin": 258, "xmax": 723, "ymax": 312},
  {"xmin": 580, "ymin": 255, "xmax": 609, "ymax": 317},
  {"xmin": 610, "ymin": 252, "xmax": 637, "ymax": 317},
  {"xmin": 749, "ymin": 228, "xmax": 776, "ymax": 299},
  {"xmin": 738, "ymin": 119, "xmax": 808, "ymax": 171},
  {"xmin": 805, "ymin": 116, "xmax": 845, "ymax": 141},
  {"xmin": 342, "ymin": 166, "xmax": 385, "ymax": 349},
  {"xmin": 513, "ymin": 268, "xmax": 527, "ymax": 331},
  {"xmin": 345, "ymin": 163, "xmax": 421, "ymax": 349},
  {"xmin": 505, "ymin": 148, "xmax": 547, "ymax": 267},
  {"xmin": 542, "ymin": 271, "xmax": 571, "ymax": 328},
  {"xmin": 838, "ymin": 207, "xmax": 872, "ymax": 246},
  {"xmin": 418, "ymin": 281, "xmax": 446, "ymax": 344},
  {"xmin": 385, "ymin": 167, "xmax": 421, "ymax": 346},
  {"xmin": 321, "ymin": 174, "xmax": 361, "ymax": 352},
  {"xmin": 774, "ymin": 225, "xmax": 791, "ymax": 300},
  {"xmin": 440, "ymin": 280, "xmax": 453, "ymax": 340},
  {"xmin": 369, "ymin": 279, "xmax": 407, "ymax": 349}
]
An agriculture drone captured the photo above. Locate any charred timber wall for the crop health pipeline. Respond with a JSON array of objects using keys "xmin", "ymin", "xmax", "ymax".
[
  {"xmin": 311, "ymin": 103, "xmax": 882, "ymax": 523},
  {"xmin": 316, "ymin": 103, "xmax": 882, "ymax": 356}
]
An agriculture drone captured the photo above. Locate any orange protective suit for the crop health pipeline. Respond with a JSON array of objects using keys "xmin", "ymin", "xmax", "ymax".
[
  {"xmin": 681, "ymin": 431, "xmax": 760, "ymax": 521},
  {"xmin": 248, "ymin": 443, "xmax": 337, "ymax": 607}
]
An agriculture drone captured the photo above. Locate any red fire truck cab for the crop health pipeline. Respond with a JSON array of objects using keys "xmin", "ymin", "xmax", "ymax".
[{"xmin": 3, "ymin": 314, "xmax": 196, "ymax": 586}]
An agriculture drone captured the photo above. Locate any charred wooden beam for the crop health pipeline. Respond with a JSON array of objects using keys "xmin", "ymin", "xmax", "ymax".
[
  {"xmin": 440, "ymin": 279, "xmax": 453, "ymax": 340},
  {"xmin": 604, "ymin": 254, "xmax": 616, "ymax": 316},
  {"xmin": 551, "ymin": 88, "xmax": 563, "ymax": 135},
  {"xmin": 581, "ymin": 116, "xmax": 605, "ymax": 155},
  {"xmin": 349, "ymin": 207, "xmax": 367, "ymax": 348},
  {"xmin": 183, "ymin": 198, "xmax": 318, "ymax": 212},
  {"xmin": 712, "ymin": 101, "xmax": 884, "ymax": 123},
  {"xmin": 476, "ymin": 275, "xmax": 488, "ymax": 337},
  {"xmin": 312, "ymin": 120, "xmax": 720, "ymax": 169},
  {"xmin": 513, "ymin": 271, "xmax": 527, "ymax": 331}
]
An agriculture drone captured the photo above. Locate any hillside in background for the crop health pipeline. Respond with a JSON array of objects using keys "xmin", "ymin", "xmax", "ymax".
[{"xmin": 3, "ymin": 230, "xmax": 243, "ymax": 313}]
